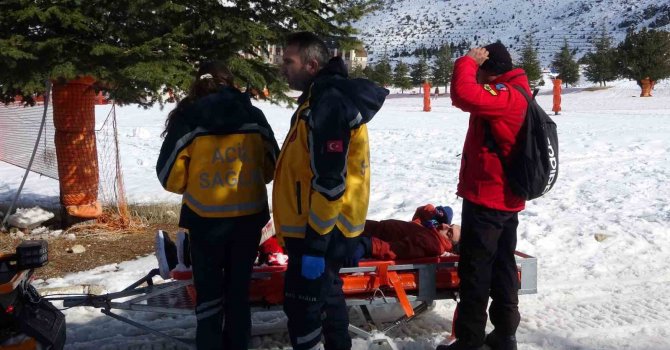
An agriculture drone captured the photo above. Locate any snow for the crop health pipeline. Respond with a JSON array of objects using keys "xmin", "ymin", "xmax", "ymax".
[
  {"xmin": 2, "ymin": 78, "xmax": 670, "ymax": 349},
  {"xmin": 7, "ymin": 206, "xmax": 54, "ymax": 228},
  {"xmin": 354, "ymin": 0, "xmax": 670, "ymax": 65}
]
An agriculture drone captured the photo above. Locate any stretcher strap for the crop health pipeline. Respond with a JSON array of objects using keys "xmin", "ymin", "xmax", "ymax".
[{"xmin": 376, "ymin": 263, "xmax": 414, "ymax": 318}]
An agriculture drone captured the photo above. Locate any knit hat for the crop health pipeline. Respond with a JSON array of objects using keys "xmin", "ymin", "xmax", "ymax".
[
  {"xmin": 435, "ymin": 206, "xmax": 454, "ymax": 225},
  {"xmin": 480, "ymin": 42, "xmax": 513, "ymax": 75}
]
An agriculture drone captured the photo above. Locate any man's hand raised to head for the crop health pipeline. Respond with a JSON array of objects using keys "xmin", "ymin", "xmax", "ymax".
[{"xmin": 466, "ymin": 48, "xmax": 489, "ymax": 66}]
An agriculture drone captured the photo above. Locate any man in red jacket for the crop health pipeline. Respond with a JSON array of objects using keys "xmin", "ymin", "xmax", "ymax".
[{"xmin": 439, "ymin": 42, "xmax": 531, "ymax": 350}]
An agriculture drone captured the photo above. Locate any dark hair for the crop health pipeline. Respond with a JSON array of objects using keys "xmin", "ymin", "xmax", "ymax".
[
  {"xmin": 285, "ymin": 31, "xmax": 330, "ymax": 67},
  {"xmin": 162, "ymin": 61, "xmax": 235, "ymax": 137}
]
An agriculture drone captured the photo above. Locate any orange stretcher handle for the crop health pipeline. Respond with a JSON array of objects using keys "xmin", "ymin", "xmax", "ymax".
[{"xmin": 387, "ymin": 270, "xmax": 414, "ymax": 317}]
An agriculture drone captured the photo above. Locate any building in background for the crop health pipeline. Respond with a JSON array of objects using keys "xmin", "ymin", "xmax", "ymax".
[
  {"xmin": 337, "ymin": 46, "xmax": 368, "ymax": 70},
  {"xmin": 244, "ymin": 42, "xmax": 368, "ymax": 70}
]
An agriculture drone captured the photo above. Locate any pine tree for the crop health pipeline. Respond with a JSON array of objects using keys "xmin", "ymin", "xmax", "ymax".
[
  {"xmin": 410, "ymin": 53, "xmax": 430, "ymax": 87},
  {"xmin": 349, "ymin": 64, "xmax": 367, "ymax": 79},
  {"xmin": 0, "ymin": 0, "xmax": 381, "ymax": 105},
  {"xmin": 518, "ymin": 33, "xmax": 542, "ymax": 88},
  {"xmin": 365, "ymin": 62, "xmax": 379, "ymax": 84},
  {"xmin": 432, "ymin": 44, "xmax": 453, "ymax": 91},
  {"xmin": 552, "ymin": 39, "xmax": 580, "ymax": 87},
  {"xmin": 363, "ymin": 65, "xmax": 375, "ymax": 80},
  {"xmin": 393, "ymin": 61, "xmax": 412, "ymax": 93},
  {"xmin": 618, "ymin": 28, "xmax": 670, "ymax": 89},
  {"xmin": 583, "ymin": 24, "xmax": 618, "ymax": 87},
  {"xmin": 373, "ymin": 53, "xmax": 393, "ymax": 87}
]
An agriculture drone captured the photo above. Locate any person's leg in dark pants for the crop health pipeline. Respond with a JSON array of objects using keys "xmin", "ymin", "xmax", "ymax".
[
  {"xmin": 221, "ymin": 211, "xmax": 265, "ymax": 349},
  {"xmin": 321, "ymin": 269, "xmax": 349, "ymax": 349},
  {"xmin": 190, "ymin": 227, "xmax": 226, "ymax": 350},
  {"xmin": 488, "ymin": 213, "xmax": 520, "ymax": 336},
  {"xmin": 321, "ymin": 233, "xmax": 359, "ymax": 350},
  {"xmin": 454, "ymin": 200, "xmax": 515, "ymax": 347},
  {"xmin": 283, "ymin": 231, "xmax": 359, "ymax": 350},
  {"xmin": 283, "ymin": 237, "xmax": 326, "ymax": 350}
]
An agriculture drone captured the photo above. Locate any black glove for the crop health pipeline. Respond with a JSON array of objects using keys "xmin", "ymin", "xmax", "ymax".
[{"xmin": 343, "ymin": 236, "xmax": 371, "ymax": 267}]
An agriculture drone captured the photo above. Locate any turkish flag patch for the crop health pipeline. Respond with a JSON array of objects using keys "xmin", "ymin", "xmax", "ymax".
[{"xmin": 326, "ymin": 140, "xmax": 343, "ymax": 152}]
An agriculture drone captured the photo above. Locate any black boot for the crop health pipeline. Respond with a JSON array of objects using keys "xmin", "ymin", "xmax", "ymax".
[{"xmin": 485, "ymin": 330, "xmax": 517, "ymax": 350}]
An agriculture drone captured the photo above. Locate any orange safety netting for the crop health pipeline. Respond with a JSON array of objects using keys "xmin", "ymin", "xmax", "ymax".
[
  {"xmin": 1, "ymin": 80, "xmax": 130, "ymax": 228},
  {"xmin": 96, "ymin": 104, "xmax": 131, "ymax": 227},
  {"xmin": 52, "ymin": 76, "xmax": 101, "ymax": 218}
]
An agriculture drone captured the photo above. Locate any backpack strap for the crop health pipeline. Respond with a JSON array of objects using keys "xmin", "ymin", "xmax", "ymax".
[
  {"xmin": 512, "ymin": 85, "xmax": 540, "ymax": 101},
  {"xmin": 484, "ymin": 85, "xmax": 533, "ymax": 156}
]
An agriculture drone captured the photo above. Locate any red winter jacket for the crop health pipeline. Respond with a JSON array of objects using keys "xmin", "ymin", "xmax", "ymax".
[
  {"xmin": 363, "ymin": 219, "xmax": 453, "ymax": 260},
  {"xmin": 450, "ymin": 56, "xmax": 530, "ymax": 212}
]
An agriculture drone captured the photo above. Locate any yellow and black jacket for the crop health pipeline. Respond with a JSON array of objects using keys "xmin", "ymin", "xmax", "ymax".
[
  {"xmin": 157, "ymin": 87, "xmax": 279, "ymax": 219},
  {"xmin": 273, "ymin": 58, "xmax": 388, "ymax": 256}
]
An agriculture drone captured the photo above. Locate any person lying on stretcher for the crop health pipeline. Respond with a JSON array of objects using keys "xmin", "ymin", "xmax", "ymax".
[
  {"xmin": 155, "ymin": 204, "xmax": 459, "ymax": 278},
  {"xmin": 345, "ymin": 204, "xmax": 461, "ymax": 266}
]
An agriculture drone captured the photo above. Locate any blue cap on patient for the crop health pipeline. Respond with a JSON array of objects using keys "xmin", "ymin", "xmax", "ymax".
[{"xmin": 435, "ymin": 206, "xmax": 453, "ymax": 225}]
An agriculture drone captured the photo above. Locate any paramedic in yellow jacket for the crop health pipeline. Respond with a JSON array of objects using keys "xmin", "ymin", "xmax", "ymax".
[
  {"xmin": 275, "ymin": 32, "xmax": 388, "ymax": 350},
  {"xmin": 156, "ymin": 61, "xmax": 279, "ymax": 350}
]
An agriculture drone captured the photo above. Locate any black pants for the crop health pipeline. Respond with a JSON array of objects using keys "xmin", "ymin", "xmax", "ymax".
[
  {"xmin": 454, "ymin": 199, "xmax": 520, "ymax": 347},
  {"xmin": 186, "ymin": 206, "xmax": 268, "ymax": 350},
  {"xmin": 283, "ymin": 230, "xmax": 359, "ymax": 350}
]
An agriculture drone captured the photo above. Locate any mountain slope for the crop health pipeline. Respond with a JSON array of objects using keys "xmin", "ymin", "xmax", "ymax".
[{"xmin": 354, "ymin": 0, "xmax": 670, "ymax": 65}]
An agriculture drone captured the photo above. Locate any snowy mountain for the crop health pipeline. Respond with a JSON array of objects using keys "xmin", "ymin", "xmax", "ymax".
[{"xmin": 353, "ymin": 0, "xmax": 670, "ymax": 66}]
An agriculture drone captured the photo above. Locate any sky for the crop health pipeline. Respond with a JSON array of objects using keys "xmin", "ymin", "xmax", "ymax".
[{"xmin": 1, "ymin": 77, "xmax": 669, "ymax": 349}]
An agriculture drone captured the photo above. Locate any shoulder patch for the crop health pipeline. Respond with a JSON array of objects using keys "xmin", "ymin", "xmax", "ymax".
[
  {"xmin": 495, "ymin": 83, "xmax": 508, "ymax": 91},
  {"xmin": 483, "ymin": 84, "xmax": 498, "ymax": 96}
]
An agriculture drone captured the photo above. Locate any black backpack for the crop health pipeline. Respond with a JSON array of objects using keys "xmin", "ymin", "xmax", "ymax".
[{"xmin": 487, "ymin": 86, "xmax": 559, "ymax": 200}]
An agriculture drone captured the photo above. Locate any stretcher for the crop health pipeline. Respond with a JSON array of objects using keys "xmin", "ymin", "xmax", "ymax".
[{"xmin": 56, "ymin": 252, "xmax": 537, "ymax": 350}]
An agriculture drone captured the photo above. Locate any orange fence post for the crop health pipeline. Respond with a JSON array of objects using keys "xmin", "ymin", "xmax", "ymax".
[
  {"xmin": 423, "ymin": 81, "xmax": 431, "ymax": 112},
  {"xmin": 640, "ymin": 77, "xmax": 652, "ymax": 97},
  {"xmin": 552, "ymin": 78, "xmax": 562, "ymax": 115},
  {"xmin": 52, "ymin": 76, "xmax": 102, "ymax": 219}
]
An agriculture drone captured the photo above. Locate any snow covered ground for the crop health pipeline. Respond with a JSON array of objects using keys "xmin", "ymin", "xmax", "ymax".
[{"xmin": 2, "ymin": 79, "xmax": 670, "ymax": 349}]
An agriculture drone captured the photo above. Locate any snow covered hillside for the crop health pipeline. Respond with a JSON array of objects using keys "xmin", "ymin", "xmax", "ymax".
[
  {"xmin": 354, "ymin": 0, "xmax": 670, "ymax": 65},
  {"xmin": 2, "ymin": 79, "xmax": 668, "ymax": 349}
]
